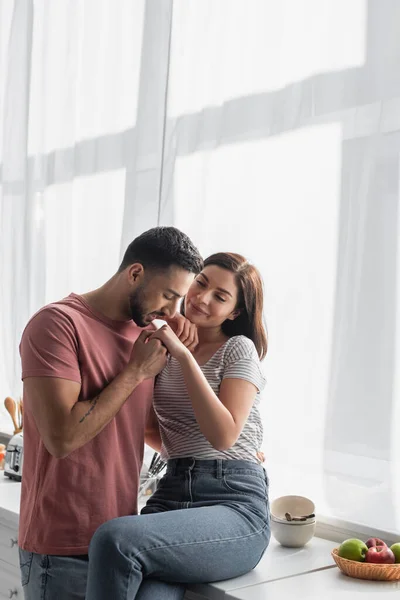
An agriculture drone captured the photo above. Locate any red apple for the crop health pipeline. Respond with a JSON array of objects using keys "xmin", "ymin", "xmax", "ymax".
[
  {"xmin": 365, "ymin": 537, "xmax": 387, "ymax": 549},
  {"xmin": 365, "ymin": 546, "xmax": 395, "ymax": 564}
]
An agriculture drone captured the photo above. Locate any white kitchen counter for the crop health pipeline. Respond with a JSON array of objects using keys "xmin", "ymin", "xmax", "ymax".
[
  {"xmin": 0, "ymin": 475, "xmax": 22, "ymax": 597},
  {"xmin": 225, "ymin": 565, "xmax": 400, "ymax": 599},
  {"xmin": 190, "ymin": 536, "xmax": 336, "ymax": 599}
]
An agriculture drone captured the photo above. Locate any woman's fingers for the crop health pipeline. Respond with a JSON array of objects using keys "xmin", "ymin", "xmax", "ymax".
[
  {"xmin": 166, "ymin": 313, "xmax": 185, "ymax": 337},
  {"xmin": 186, "ymin": 327, "xmax": 199, "ymax": 353},
  {"xmin": 166, "ymin": 314, "xmax": 198, "ymax": 350}
]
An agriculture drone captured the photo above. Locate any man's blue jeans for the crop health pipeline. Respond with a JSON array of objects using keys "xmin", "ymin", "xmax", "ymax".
[
  {"xmin": 86, "ymin": 458, "xmax": 271, "ymax": 600},
  {"xmin": 19, "ymin": 550, "xmax": 184, "ymax": 599}
]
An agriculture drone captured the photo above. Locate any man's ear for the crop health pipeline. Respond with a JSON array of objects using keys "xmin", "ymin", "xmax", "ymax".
[
  {"xmin": 227, "ymin": 309, "xmax": 241, "ymax": 321},
  {"xmin": 128, "ymin": 263, "xmax": 144, "ymax": 283}
]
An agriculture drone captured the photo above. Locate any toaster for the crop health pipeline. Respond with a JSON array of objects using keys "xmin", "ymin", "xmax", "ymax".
[{"xmin": 5, "ymin": 432, "xmax": 23, "ymax": 481}]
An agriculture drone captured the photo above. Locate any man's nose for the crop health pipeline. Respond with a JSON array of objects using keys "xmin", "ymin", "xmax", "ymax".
[{"xmin": 164, "ymin": 298, "xmax": 181, "ymax": 318}]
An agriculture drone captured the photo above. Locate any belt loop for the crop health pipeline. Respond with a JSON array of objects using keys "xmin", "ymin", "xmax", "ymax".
[{"xmin": 216, "ymin": 459, "xmax": 223, "ymax": 479}]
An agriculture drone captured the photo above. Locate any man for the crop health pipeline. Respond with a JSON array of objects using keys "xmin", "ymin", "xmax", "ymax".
[{"xmin": 18, "ymin": 226, "xmax": 203, "ymax": 599}]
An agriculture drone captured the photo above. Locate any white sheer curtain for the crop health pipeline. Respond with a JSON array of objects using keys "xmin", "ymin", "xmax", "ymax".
[
  {"xmin": 2, "ymin": 0, "xmax": 400, "ymax": 534},
  {"xmin": 0, "ymin": 0, "xmax": 173, "ymax": 429},
  {"xmin": 159, "ymin": 0, "xmax": 400, "ymax": 533}
]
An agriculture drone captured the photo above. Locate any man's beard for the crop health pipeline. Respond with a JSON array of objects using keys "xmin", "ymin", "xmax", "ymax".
[
  {"xmin": 129, "ymin": 287, "xmax": 148, "ymax": 327},
  {"xmin": 129, "ymin": 286, "xmax": 165, "ymax": 327}
]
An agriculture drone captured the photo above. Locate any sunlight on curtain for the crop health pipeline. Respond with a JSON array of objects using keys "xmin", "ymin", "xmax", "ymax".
[
  {"xmin": 43, "ymin": 171, "xmax": 126, "ymax": 303},
  {"xmin": 169, "ymin": 0, "xmax": 366, "ymax": 117},
  {"xmin": 390, "ymin": 166, "xmax": 400, "ymax": 531},
  {"xmin": 0, "ymin": 1, "xmax": 14, "ymax": 164},
  {"xmin": 28, "ymin": 0, "xmax": 144, "ymax": 154},
  {"xmin": 0, "ymin": 1, "xmax": 14, "ymax": 431},
  {"xmin": 173, "ymin": 125, "xmax": 341, "ymax": 520},
  {"xmin": 161, "ymin": 0, "xmax": 400, "ymax": 533},
  {"xmin": 0, "ymin": 0, "xmax": 145, "ymax": 430}
]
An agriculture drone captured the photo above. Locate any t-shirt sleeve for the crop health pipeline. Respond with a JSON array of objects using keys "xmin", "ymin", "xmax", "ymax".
[
  {"xmin": 20, "ymin": 307, "xmax": 82, "ymax": 383},
  {"xmin": 222, "ymin": 336, "xmax": 266, "ymax": 392}
]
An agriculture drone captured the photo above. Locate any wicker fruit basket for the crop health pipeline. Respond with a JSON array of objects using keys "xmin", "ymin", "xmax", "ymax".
[{"xmin": 331, "ymin": 548, "xmax": 400, "ymax": 582}]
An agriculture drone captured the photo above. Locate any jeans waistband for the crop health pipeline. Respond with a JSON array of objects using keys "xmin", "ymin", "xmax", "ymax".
[{"xmin": 166, "ymin": 458, "xmax": 265, "ymax": 479}]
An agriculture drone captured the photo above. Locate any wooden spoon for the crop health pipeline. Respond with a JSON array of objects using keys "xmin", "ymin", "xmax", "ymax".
[{"xmin": 4, "ymin": 397, "xmax": 19, "ymax": 432}]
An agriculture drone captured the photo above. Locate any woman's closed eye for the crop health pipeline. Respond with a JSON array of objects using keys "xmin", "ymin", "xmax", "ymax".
[{"xmin": 196, "ymin": 278, "xmax": 227, "ymax": 301}]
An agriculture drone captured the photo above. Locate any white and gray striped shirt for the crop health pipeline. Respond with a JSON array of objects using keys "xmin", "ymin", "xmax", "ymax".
[{"xmin": 154, "ymin": 335, "xmax": 266, "ymax": 464}]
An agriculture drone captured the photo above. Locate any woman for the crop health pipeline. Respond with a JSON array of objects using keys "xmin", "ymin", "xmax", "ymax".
[{"xmin": 85, "ymin": 253, "xmax": 270, "ymax": 600}]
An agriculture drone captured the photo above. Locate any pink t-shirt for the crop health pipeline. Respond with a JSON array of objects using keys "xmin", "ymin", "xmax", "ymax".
[{"xmin": 19, "ymin": 294, "xmax": 153, "ymax": 555}]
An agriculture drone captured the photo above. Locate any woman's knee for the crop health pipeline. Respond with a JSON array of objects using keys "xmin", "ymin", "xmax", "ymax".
[
  {"xmin": 89, "ymin": 516, "xmax": 146, "ymax": 560},
  {"xmin": 89, "ymin": 519, "xmax": 124, "ymax": 559}
]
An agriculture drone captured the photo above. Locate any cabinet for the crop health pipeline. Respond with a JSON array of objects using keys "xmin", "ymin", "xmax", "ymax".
[
  {"xmin": 0, "ymin": 561, "xmax": 22, "ymax": 599},
  {"xmin": 0, "ymin": 478, "xmax": 21, "ymax": 598}
]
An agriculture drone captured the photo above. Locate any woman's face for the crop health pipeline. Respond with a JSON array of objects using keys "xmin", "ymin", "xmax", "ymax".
[{"xmin": 184, "ymin": 265, "xmax": 240, "ymax": 328}]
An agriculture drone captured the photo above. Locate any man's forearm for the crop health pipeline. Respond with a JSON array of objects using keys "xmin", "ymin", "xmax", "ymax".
[{"xmin": 55, "ymin": 369, "xmax": 144, "ymax": 458}]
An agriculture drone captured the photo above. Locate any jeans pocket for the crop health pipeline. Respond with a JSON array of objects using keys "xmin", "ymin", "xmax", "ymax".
[
  {"xmin": 19, "ymin": 547, "xmax": 33, "ymax": 586},
  {"xmin": 222, "ymin": 475, "xmax": 251, "ymax": 496},
  {"xmin": 223, "ymin": 473, "xmax": 266, "ymax": 498}
]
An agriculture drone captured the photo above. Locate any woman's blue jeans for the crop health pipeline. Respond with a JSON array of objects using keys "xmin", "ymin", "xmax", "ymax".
[{"xmin": 85, "ymin": 458, "xmax": 271, "ymax": 600}]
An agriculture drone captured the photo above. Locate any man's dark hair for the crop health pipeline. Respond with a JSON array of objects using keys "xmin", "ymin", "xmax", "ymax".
[{"xmin": 118, "ymin": 227, "xmax": 203, "ymax": 274}]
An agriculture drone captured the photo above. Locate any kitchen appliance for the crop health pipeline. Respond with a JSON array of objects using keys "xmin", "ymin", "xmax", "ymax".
[{"xmin": 4, "ymin": 432, "xmax": 23, "ymax": 481}]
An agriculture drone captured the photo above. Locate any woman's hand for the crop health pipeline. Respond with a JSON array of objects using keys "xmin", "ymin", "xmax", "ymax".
[
  {"xmin": 256, "ymin": 451, "xmax": 265, "ymax": 463},
  {"xmin": 150, "ymin": 325, "xmax": 191, "ymax": 361},
  {"xmin": 166, "ymin": 313, "xmax": 198, "ymax": 352}
]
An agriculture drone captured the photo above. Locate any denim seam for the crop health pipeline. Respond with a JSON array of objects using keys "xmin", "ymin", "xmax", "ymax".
[
  {"xmin": 40, "ymin": 555, "xmax": 49, "ymax": 600},
  {"xmin": 19, "ymin": 549, "xmax": 33, "ymax": 586},
  {"xmin": 127, "ymin": 560, "xmax": 135, "ymax": 599},
  {"xmin": 131, "ymin": 521, "xmax": 269, "ymax": 559}
]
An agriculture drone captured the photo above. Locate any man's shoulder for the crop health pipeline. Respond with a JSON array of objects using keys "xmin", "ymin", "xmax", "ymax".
[
  {"xmin": 22, "ymin": 294, "xmax": 141, "ymax": 343},
  {"xmin": 25, "ymin": 296, "xmax": 81, "ymax": 327},
  {"xmin": 21, "ymin": 296, "xmax": 95, "ymax": 347}
]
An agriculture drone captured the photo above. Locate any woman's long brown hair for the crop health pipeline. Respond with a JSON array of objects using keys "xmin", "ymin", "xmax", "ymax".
[{"xmin": 204, "ymin": 253, "xmax": 268, "ymax": 360}]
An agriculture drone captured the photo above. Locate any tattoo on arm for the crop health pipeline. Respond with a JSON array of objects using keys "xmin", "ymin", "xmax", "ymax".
[{"xmin": 79, "ymin": 395, "xmax": 99, "ymax": 423}]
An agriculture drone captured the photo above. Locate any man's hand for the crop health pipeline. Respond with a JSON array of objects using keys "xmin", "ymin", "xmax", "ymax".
[
  {"xmin": 128, "ymin": 331, "xmax": 167, "ymax": 380},
  {"xmin": 150, "ymin": 325, "xmax": 189, "ymax": 361},
  {"xmin": 167, "ymin": 313, "xmax": 198, "ymax": 352}
]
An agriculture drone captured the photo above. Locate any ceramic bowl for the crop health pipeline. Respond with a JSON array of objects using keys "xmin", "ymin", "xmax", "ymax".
[
  {"xmin": 270, "ymin": 495, "xmax": 315, "ymax": 523},
  {"xmin": 270, "ymin": 519, "xmax": 316, "ymax": 547}
]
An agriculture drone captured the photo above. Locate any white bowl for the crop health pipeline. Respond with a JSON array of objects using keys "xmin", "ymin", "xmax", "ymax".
[
  {"xmin": 270, "ymin": 519, "xmax": 316, "ymax": 548},
  {"xmin": 270, "ymin": 495, "xmax": 315, "ymax": 522}
]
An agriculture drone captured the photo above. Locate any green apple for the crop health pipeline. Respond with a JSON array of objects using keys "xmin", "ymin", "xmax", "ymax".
[
  {"xmin": 338, "ymin": 538, "xmax": 368, "ymax": 562},
  {"xmin": 390, "ymin": 543, "xmax": 400, "ymax": 563}
]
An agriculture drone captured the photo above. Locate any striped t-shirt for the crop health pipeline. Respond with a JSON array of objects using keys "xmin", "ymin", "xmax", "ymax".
[{"xmin": 153, "ymin": 335, "xmax": 266, "ymax": 464}]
